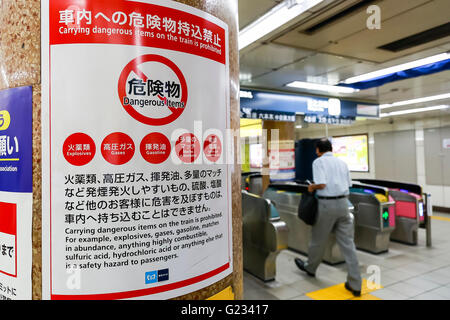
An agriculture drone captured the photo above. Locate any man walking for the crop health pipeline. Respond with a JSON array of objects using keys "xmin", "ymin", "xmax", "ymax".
[{"xmin": 295, "ymin": 138, "xmax": 362, "ymax": 297}]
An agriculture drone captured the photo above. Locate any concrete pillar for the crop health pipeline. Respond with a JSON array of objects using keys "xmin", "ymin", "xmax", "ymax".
[{"xmin": 0, "ymin": 0, "xmax": 241, "ymax": 300}]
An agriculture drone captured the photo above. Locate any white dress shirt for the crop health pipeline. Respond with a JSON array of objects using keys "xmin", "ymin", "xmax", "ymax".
[{"xmin": 312, "ymin": 152, "xmax": 352, "ymax": 197}]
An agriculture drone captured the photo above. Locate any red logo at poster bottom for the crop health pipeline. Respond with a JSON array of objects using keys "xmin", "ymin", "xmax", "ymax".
[
  {"xmin": 101, "ymin": 132, "xmax": 135, "ymax": 165},
  {"xmin": 175, "ymin": 133, "xmax": 200, "ymax": 163},
  {"xmin": 140, "ymin": 133, "xmax": 171, "ymax": 164},
  {"xmin": 63, "ymin": 133, "xmax": 96, "ymax": 166}
]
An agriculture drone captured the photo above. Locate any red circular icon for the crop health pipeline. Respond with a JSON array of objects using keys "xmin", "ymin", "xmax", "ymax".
[
  {"xmin": 140, "ymin": 132, "xmax": 171, "ymax": 164},
  {"xmin": 175, "ymin": 133, "xmax": 201, "ymax": 163},
  {"xmin": 203, "ymin": 134, "xmax": 222, "ymax": 163},
  {"xmin": 118, "ymin": 54, "xmax": 188, "ymax": 126},
  {"xmin": 101, "ymin": 132, "xmax": 135, "ymax": 165},
  {"xmin": 63, "ymin": 133, "xmax": 96, "ymax": 166}
]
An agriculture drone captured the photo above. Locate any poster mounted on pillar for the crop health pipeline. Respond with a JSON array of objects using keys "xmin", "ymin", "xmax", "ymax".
[
  {"xmin": 0, "ymin": 86, "xmax": 33, "ymax": 300},
  {"xmin": 41, "ymin": 0, "xmax": 232, "ymax": 300},
  {"xmin": 268, "ymin": 140, "xmax": 295, "ymax": 182}
]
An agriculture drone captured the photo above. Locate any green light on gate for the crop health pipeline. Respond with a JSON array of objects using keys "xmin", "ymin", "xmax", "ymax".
[{"xmin": 383, "ymin": 211, "xmax": 389, "ymax": 220}]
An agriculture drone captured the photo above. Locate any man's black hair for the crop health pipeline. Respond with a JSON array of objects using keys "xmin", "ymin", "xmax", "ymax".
[{"xmin": 316, "ymin": 138, "xmax": 332, "ymax": 153}]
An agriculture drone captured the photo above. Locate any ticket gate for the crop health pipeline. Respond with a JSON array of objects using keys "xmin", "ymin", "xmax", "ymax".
[
  {"xmin": 354, "ymin": 179, "xmax": 427, "ymax": 245},
  {"xmin": 242, "ymin": 173, "xmax": 263, "ymax": 196},
  {"xmin": 242, "ymin": 191, "xmax": 289, "ymax": 281},
  {"xmin": 349, "ymin": 182, "xmax": 396, "ymax": 254},
  {"xmin": 241, "ymin": 172, "xmax": 256, "ymax": 190},
  {"xmin": 263, "ymin": 182, "xmax": 349, "ymax": 265}
]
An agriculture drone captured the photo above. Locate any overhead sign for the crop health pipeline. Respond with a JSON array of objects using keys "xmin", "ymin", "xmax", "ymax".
[
  {"xmin": 240, "ymin": 108, "xmax": 296, "ymax": 122},
  {"xmin": 307, "ymin": 98, "xmax": 341, "ymax": 116},
  {"xmin": 357, "ymin": 104, "xmax": 379, "ymax": 117},
  {"xmin": 0, "ymin": 86, "xmax": 33, "ymax": 300},
  {"xmin": 42, "ymin": 0, "xmax": 232, "ymax": 300},
  {"xmin": 240, "ymin": 89, "xmax": 379, "ymax": 119},
  {"xmin": 304, "ymin": 114, "xmax": 355, "ymax": 125}
]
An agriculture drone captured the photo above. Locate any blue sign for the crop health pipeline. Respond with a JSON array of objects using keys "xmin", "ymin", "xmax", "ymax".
[
  {"xmin": 145, "ymin": 269, "xmax": 169, "ymax": 284},
  {"xmin": 157, "ymin": 268, "xmax": 169, "ymax": 282},
  {"xmin": 145, "ymin": 271, "xmax": 158, "ymax": 284},
  {"xmin": 0, "ymin": 86, "xmax": 33, "ymax": 193},
  {"xmin": 240, "ymin": 89, "xmax": 379, "ymax": 119},
  {"xmin": 304, "ymin": 114, "xmax": 355, "ymax": 125},
  {"xmin": 240, "ymin": 108, "xmax": 296, "ymax": 122}
]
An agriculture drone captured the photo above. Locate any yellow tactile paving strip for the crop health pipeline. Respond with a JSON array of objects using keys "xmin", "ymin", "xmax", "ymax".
[
  {"xmin": 430, "ymin": 216, "xmax": 450, "ymax": 222},
  {"xmin": 306, "ymin": 279, "xmax": 383, "ymax": 300}
]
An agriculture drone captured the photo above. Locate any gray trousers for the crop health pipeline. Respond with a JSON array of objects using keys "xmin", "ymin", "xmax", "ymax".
[{"xmin": 304, "ymin": 198, "xmax": 362, "ymax": 290}]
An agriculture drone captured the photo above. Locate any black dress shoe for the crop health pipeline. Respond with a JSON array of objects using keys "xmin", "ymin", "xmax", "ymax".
[
  {"xmin": 345, "ymin": 282, "xmax": 361, "ymax": 297},
  {"xmin": 294, "ymin": 258, "xmax": 315, "ymax": 277}
]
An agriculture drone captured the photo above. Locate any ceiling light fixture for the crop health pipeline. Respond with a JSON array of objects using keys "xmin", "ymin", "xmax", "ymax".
[
  {"xmin": 286, "ymin": 80, "xmax": 360, "ymax": 94},
  {"xmin": 379, "ymin": 93, "xmax": 450, "ymax": 109},
  {"xmin": 239, "ymin": 0, "xmax": 324, "ymax": 51},
  {"xmin": 380, "ymin": 105, "xmax": 449, "ymax": 117},
  {"xmin": 343, "ymin": 52, "xmax": 450, "ymax": 85}
]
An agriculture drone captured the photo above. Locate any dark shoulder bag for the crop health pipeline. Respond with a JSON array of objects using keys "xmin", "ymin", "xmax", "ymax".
[{"xmin": 298, "ymin": 191, "xmax": 318, "ymax": 226}]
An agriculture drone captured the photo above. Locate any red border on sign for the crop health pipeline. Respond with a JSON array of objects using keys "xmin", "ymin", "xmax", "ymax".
[
  {"xmin": 51, "ymin": 263, "xmax": 229, "ymax": 300},
  {"xmin": 47, "ymin": 2, "xmax": 232, "ymax": 299},
  {"xmin": 49, "ymin": 0, "xmax": 226, "ymax": 65}
]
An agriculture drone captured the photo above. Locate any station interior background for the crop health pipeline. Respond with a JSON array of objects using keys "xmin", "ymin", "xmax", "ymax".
[{"xmin": 237, "ymin": 0, "xmax": 450, "ymax": 300}]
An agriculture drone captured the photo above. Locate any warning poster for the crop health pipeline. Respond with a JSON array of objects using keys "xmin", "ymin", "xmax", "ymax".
[
  {"xmin": 41, "ymin": 0, "xmax": 231, "ymax": 300},
  {"xmin": 268, "ymin": 140, "xmax": 295, "ymax": 182},
  {"xmin": 0, "ymin": 86, "xmax": 33, "ymax": 300}
]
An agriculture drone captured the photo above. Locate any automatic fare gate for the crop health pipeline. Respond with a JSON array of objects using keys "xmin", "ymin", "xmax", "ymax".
[
  {"xmin": 263, "ymin": 182, "xmax": 347, "ymax": 265},
  {"xmin": 349, "ymin": 182, "xmax": 395, "ymax": 253},
  {"xmin": 242, "ymin": 173, "xmax": 263, "ymax": 196},
  {"xmin": 242, "ymin": 191, "xmax": 288, "ymax": 281},
  {"xmin": 354, "ymin": 179, "xmax": 431, "ymax": 246}
]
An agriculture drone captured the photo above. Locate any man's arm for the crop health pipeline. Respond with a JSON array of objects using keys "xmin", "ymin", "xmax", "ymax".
[
  {"xmin": 348, "ymin": 167, "xmax": 352, "ymax": 188},
  {"xmin": 308, "ymin": 183, "xmax": 326, "ymax": 193}
]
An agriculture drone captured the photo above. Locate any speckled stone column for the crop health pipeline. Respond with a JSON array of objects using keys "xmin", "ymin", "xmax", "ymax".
[
  {"xmin": 172, "ymin": 0, "xmax": 242, "ymax": 301},
  {"xmin": 0, "ymin": 0, "xmax": 242, "ymax": 300},
  {"xmin": 0, "ymin": 0, "xmax": 42, "ymax": 300}
]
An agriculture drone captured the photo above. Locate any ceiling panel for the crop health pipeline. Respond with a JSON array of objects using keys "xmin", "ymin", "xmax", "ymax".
[
  {"xmin": 273, "ymin": 0, "xmax": 448, "ymax": 63},
  {"xmin": 378, "ymin": 109, "xmax": 450, "ymax": 122},
  {"xmin": 318, "ymin": 61, "xmax": 378, "ymax": 84},
  {"xmin": 278, "ymin": 52, "xmax": 357, "ymax": 81},
  {"xmin": 379, "ymin": 71, "xmax": 450, "ymax": 93},
  {"xmin": 438, "ymin": 42, "xmax": 450, "ymax": 51},
  {"xmin": 349, "ymin": 89, "xmax": 379, "ymax": 100},
  {"xmin": 273, "ymin": 0, "xmax": 373, "ymax": 52},
  {"xmin": 246, "ymin": 72, "xmax": 368, "ymax": 100},
  {"xmin": 238, "ymin": 0, "xmax": 450, "ymax": 106},
  {"xmin": 238, "ymin": 0, "xmax": 280, "ymax": 30},
  {"xmin": 239, "ymin": 43, "xmax": 312, "ymax": 71},
  {"xmin": 245, "ymin": 52, "xmax": 357, "ymax": 89},
  {"xmin": 377, "ymin": 71, "xmax": 450, "ymax": 103},
  {"xmin": 318, "ymin": 0, "xmax": 450, "ymax": 63},
  {"xmin": 239, "ymin": 64, "xmax": 273, "ymax": 85},
  {"xmin": 370, "ymin": 46, "xmax": 450, "ymax": 70}
]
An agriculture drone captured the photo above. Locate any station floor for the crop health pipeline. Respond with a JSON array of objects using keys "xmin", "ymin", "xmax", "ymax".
[{"xmin": 243, "ymin": 212, "xmax": 450, "ymax": 300}]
